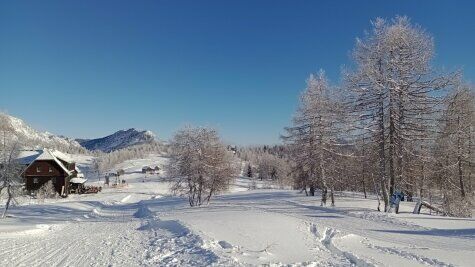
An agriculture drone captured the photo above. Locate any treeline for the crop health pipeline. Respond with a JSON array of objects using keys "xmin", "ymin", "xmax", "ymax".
[
  {"xmin": 281, "ymin": 16, "xmax": 474, "ymax": 217},
  {"xmin": 237, "ymin": 145, "xmax": 290, "ymax": 186},
  {"xmin": 92, "ymin": 142, "xmax": 164, "ymax": 174}
]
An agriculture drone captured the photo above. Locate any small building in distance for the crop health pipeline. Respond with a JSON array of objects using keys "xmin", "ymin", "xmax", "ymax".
[
  {"xmin": 142, "ymin": 166, "xmax": 153, "ymax": 174},
  {"xmin": 142, "ymin": 166, "xmax": 160, "ymax": 174}
]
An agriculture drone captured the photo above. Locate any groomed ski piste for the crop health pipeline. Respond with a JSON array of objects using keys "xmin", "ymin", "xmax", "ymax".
[{"xmin": 1, "ymin": 154, "xmax": 474, "ymax": 267}]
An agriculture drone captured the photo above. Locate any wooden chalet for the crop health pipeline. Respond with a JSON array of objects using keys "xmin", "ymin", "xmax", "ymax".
[{"xmin": 19, "ymin": 149, "xmax": 82, "ymax": 196}]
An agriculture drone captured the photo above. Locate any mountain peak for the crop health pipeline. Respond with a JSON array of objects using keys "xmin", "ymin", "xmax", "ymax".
[{"xmin": 77, "ymin": 128, "xmax": 157, "ymax": 152}]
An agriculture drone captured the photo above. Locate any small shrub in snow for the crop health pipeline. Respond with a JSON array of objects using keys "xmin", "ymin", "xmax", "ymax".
[
  {"xmin": 248, "ymin": 179, "xmax": 257, "ymax": 190},
  {"xmin": 36, "ymin": 181, "xmax": 58, "ymax": 202},
  {"xmin": 443, "ymin": 194, "xmax": 472, "ymax": 218}
]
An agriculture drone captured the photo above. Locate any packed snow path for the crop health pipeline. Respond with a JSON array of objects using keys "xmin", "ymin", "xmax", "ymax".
[
  {"xmin": 0, "ymin": 199, "xmax": 228, "ymax": 266},
  {"xmin": 1, "ymin": 184, "xmax": 474, "ymax": 266}
]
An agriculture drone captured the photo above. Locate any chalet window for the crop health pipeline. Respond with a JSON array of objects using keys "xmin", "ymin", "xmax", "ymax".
[
  {"xmin": 33, "ymin": 178, "xmax": 39, "ymax": 184},
  {"xmin": 36, "ymin": 166, "xmax": 41, "ymax": 173},
  {"xmin": 49, "ymin": 167, "xmax": 53, "ymax": 173}
]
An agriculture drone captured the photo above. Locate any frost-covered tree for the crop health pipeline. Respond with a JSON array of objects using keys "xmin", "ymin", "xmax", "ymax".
[
  {"xmin": 346, "ymin": 16, "xmax": 458, "ymax": 211},
  {"xmin": 36, "ymin": 180, "xmax": 58, "ymax": 202},
  {"xmin": 167, "ymin": 127, "xmax": 238, "ymax": 206},
  {"xmin": 0, "ymin": 125, "xmax": 23, "ymax": 218},
  {"xmin": 256, "ymin": 152, "xmax": 290, "ymax": 185},
  {"xmin": 283, "ymin": 71, "xmax": 347, "ymax": 205},
  {"xmin": 442, "ymin": 84, "xmax": 474, "ymax": 197},
  {"xmin": 236, "ymin": 146, "xmax": 291, "ymax": 189},
  {"xmin": 433, "ymin": 84, "xmax": 474, "ymax": 217}
]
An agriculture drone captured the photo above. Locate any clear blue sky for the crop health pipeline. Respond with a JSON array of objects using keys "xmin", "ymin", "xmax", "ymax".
[{"xmin": 1, "ymin": 1, "xmax": 474, "ymax": 145}]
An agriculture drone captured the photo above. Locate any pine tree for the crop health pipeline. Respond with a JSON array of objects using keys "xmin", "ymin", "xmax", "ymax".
[{"xmin": 246, "ymin": 163, "xmax": 253, "ymax": 178}]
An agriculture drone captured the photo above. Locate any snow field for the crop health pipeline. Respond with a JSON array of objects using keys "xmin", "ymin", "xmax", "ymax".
[{"xmin": 1, "ymin": 154, "xmax": 474, "ymax": 266}]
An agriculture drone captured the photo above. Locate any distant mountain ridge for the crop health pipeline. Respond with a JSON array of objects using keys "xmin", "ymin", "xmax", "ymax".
[
  {"xmin": 0, "ymin": 113, "xmax": 84, "ymax": 152},
  {"xmin": 0, "ymin": 113, "xmax": 157, "ymax": 153},
  {"xmin": 77, "ymin": 128, "xmax": 156, "ymax": 152}
]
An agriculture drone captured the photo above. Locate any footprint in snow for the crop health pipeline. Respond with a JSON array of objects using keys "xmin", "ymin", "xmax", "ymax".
[{"xmin": 218, "ymin": 240, "xmax": 233, "ymax": 249}]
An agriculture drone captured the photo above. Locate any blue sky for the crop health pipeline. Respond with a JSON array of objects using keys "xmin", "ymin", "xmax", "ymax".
[{"xmin": 1, "ymin": 1, "xmax": 474, "ymax": 145}]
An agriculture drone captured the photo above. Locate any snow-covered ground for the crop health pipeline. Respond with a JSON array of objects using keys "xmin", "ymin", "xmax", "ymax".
[{"xmin": 1, "ymin": 154, "xmax": 474, "ymax": 266}]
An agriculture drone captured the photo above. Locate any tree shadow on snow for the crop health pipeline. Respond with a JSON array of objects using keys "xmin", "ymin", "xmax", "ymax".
[
  {"xmin": 396, "ymin": 216, "xmax": 475, "ymax": 222},
  {"xmin": 372, "ymin": 228, "xmax": 475, "ymax": 239}
]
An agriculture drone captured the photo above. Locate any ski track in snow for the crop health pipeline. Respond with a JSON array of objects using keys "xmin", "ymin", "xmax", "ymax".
[
  {"xmin": 0, "ymin": 200, "xmax": 228, "ymax": 267},
  {"xmin": 136, "ymin": 202, "xmax": 233, "ymax": 266},
  {"xmin": 198, "ymin": 193, "xmax": 474, "ymax": 266},
  {"xmin": 2, "ymin": 154, "xmax": 474, "ymax": 267},
  {"xmin": 308, "ymin": 223, "xmax": 376, "ymax": 267},
  {"xmin": 1, "ymin": 191, "xmax": 472, "ymax": 267},
  {"xmin": 360, "ymin": 238, "xmax": 454, "ymax": 267}
]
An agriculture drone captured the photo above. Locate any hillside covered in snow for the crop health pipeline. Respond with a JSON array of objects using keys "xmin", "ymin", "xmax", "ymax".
[
  {"xmin": 0, "ymin": 113, "xmax": 84, "ymax": 152},
  {"xmin": 77, "ymin": 128, "xmax": 156, "ymax": 152},
  {"xmin": 0, "ymin": 113, "xmax": 158, "ymax": 153},
  {"xmin": 1, "ymin": 153, "xmax": 474, "ymax": 266}
]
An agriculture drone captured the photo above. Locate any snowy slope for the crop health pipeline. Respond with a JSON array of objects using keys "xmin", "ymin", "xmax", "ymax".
[
  {"xmin": 1, "ymin": 154, "xmax": 474, "ymax": 266},
  {"xmin": 77, "ymin": 128, "xmax": 156, "ymax": 152},
  {"xmin": 0, "ymin": 113, "xmax": 83, "ymax": 151}
]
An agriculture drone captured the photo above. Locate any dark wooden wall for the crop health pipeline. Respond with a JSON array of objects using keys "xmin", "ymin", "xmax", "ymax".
[
  {"xmin": 23, "ymin": 160, "xmax": 68, "ymax": 194},
  {"xmin": 25, "ymin": 160, "xmax": 63, "ymax": 176}
]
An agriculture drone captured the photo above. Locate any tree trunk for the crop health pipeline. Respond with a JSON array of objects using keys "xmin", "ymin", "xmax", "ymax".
[
  {"xmin": 205, "ymin": 189, "xmax": 214, "ymax": 204},
  {"xmin": 372, "ymin": 174, "xmax": 381, "ymax": 212},
  {"xmin": 457, "ymin": 115, "xmax": 466, "ymax": 198},
  {"xmin": 362, "ymin": 177, "xmax": 367, "ymax": 199},
  {"xmin": 397, "ymin": 89, "xmax": 405, "ymax": 197},
  {"xmin": 378, "ymin": 96, "xmax": 389, "ymax": 211},
  {"xmin": 389, "ymin": 105, "xmax": 396, "ymax": 197},
  {"xmin": 330, "ymin": 186, "xmax": 335, "ymax": 207},
  {"xmin": 197, "ymin": 180, "xmax": 203, "ymax": 206},
  {"xmin": 309, "ymin": 185, "xmax": 315, "ymax": 196},
  {"xmin": 2, "ymin": 185, "xmax": 12, "ymax": 219},
  {"xmin": 419, "ymin": 161, "xmax": 425, "ymax": 199},
  {"xmin": 361, "ymin": 137, "xmax": 367, "ymax": 199},
  {"xmin": 468, "ymin": 127, "xmax": 473, "ymax": 194},
  {"xmin": 321, "ymin": 187, "xmax": 327, "ymax": 206},
  {"xmin": 303, "ymin": 183, "xmax": 308, "ymax": 196},
  {"xmin": 320, "ymin": 166, "xmax": 328, "ymax": 206}
]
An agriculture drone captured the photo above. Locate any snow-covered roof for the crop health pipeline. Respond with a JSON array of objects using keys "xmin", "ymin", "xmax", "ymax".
[
  {"xmin": 70, "ymin": 177, "xmax": 87, "ymax": 184},
  {"xmin": 19, "ymin": 149, "xmax": 73, "ymax": 176},
  {"xmin": 35, "ymin": 149, "xmax": 59, "ymax": 161},
  {"xmin": 15, "ymin": 150, "xmax": 42, "ymax": 165},
  {"xmin": 38, "ymin": 149, "xmax": 73, "ymax": 175},
  {"xmin": 75, "ymin": 166, "xmax": 83, "ymax": 175},
  {"xmin": 15, "ymin": 148, "xmax": 74, "ymax": 166},
  {"xmin": 51, "ymin": 150, "xmax": 73, "ymax": 163}
]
